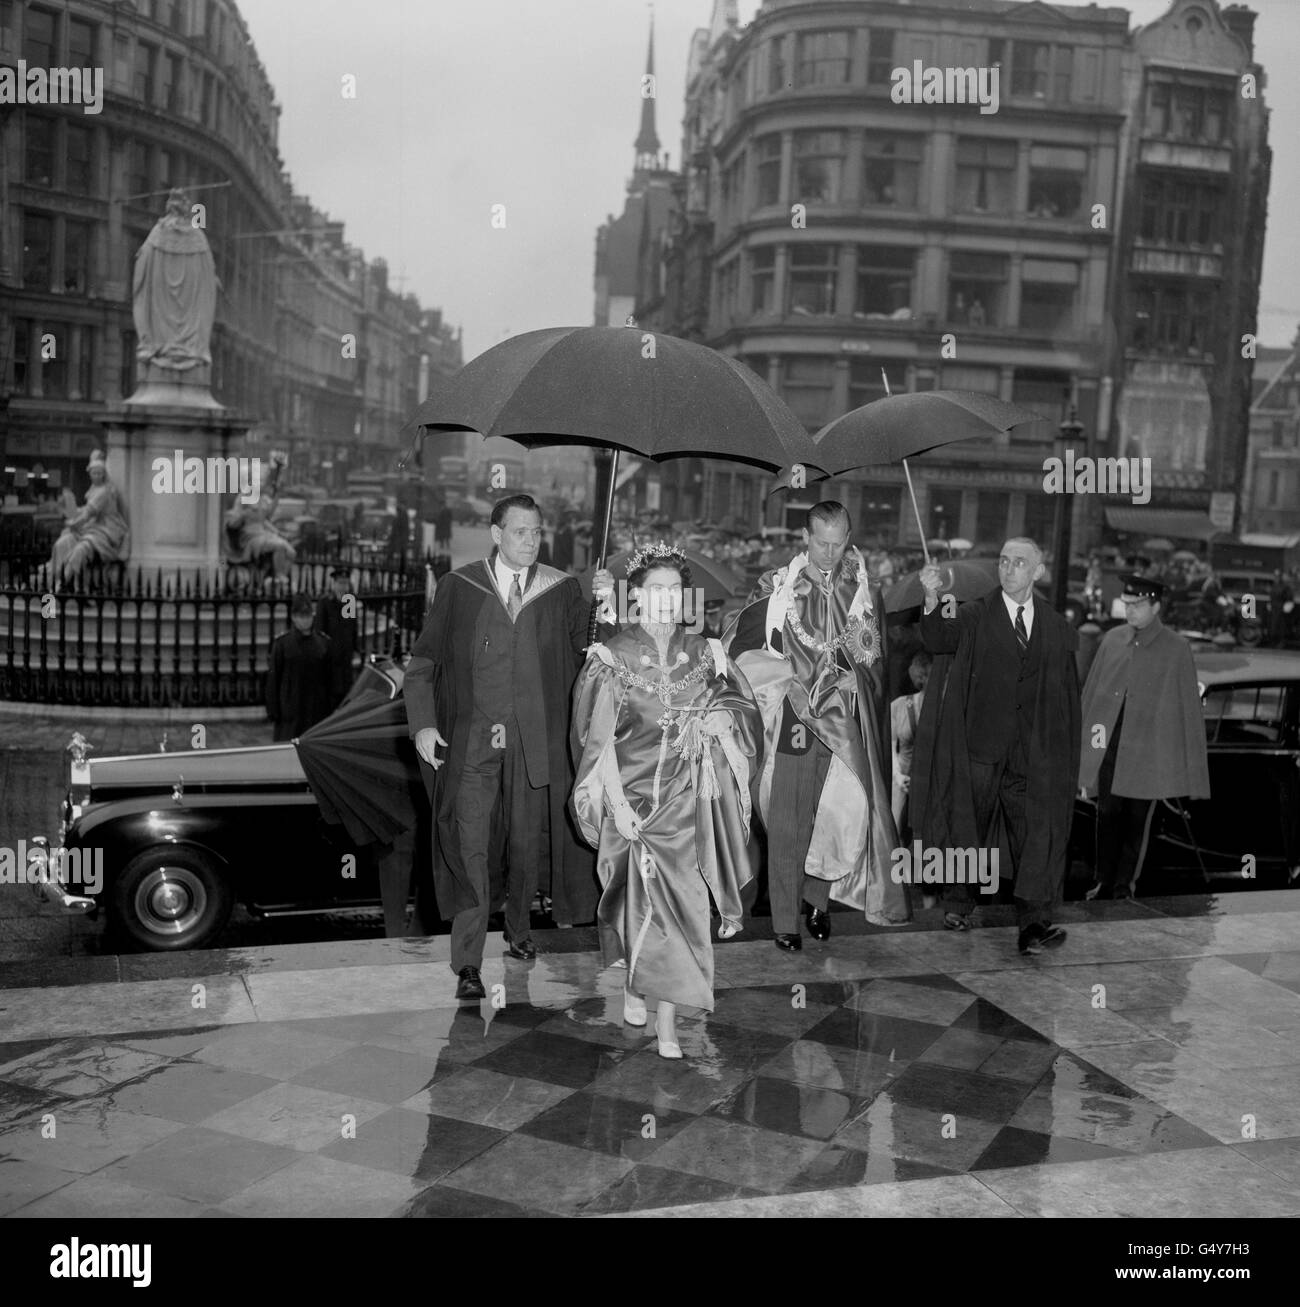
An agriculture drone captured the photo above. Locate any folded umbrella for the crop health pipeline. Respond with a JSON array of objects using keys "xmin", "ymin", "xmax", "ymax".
[{"xmin": 295, "ymin": 694, "xmax": 424, "ymax": 847}]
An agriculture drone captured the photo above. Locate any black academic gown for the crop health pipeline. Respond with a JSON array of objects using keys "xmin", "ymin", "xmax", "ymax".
[
  {"xmin": 315, "ymin": 593, "xmax": 358, "ymax": 706},
  {"xmin": 911, "ymin": 591, "xmax": 1081, "ymax": 902},
  {"xmin": 403, "ymin": 553, "xmax": 599, "ymax": 929}
]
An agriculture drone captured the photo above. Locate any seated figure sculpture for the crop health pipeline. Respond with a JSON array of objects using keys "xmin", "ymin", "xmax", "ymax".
[
  {"xmin": 224, "ymin": 452, "xmax": 295, "ymax": 579},
  {"xmin": 47, "ymin": 450, "xmax": 131, "ymax": 585}
]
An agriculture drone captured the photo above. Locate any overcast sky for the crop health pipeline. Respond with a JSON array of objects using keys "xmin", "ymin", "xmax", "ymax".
[{"xmin": 235, "ymin": 0, "xmax": 1299, "ymax": 363}]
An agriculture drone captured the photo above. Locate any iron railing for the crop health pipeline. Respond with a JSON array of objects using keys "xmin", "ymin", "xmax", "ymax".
[{"xmin": 0, "ymin": 547, "xmax": 449, "ymax": 708}]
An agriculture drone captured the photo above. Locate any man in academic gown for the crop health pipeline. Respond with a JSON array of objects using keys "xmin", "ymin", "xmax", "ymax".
[
  {"xmin": 725, "ymin": 501, "xmax": 910, "ymax": 950},
  {"xmin": 403, "ymin": 494, "xmax": 613, "ymax": 999},
  {"xmin": 1078, "ymin": 574, "xmax": 1210, "ymax": 898},
  {"xmin": 912, "ymin": 538, "xmax": 1081, "ymax": 955}
]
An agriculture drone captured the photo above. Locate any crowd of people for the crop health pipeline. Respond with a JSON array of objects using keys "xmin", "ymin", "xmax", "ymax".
[{"xmin": 389, "ymin": 492, "xmax": 1210, "ymax": 1061}]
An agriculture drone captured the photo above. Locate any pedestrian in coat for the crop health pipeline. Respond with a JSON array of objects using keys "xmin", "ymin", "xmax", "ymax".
[
  {"xmin": 403, "ymin": 494, "xmax": 614, "ymax": 1000},
  {"xmin": 1078, "ymin": 575, "xmax": 1210, "ymax": 898},
  {"xmin": 725, "ymin": 501, "xmax": 910, "ymax": 951},
  {"xmin": 912, "ymin": 538, "xmax": 1081, "ymax": 955},
  {"xmin": 315, "ymin": 566, "xmax": 359, "ymax": 709},
  {"xmin": 266, "ymin": 594, "xmax": 333, "ymax": 742}
]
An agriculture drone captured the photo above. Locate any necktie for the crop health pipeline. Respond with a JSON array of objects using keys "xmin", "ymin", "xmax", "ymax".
[
  {"xmin": 1015, "ymin": 605, "xmax": 1028, "ymax": 656},
  {"xmin": 507, "ymin": 571, "xmax": 523, "ymax": 621}
]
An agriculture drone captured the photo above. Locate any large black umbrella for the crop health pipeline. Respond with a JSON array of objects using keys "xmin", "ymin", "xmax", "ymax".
[
  {"xmin": 295, "ymin": 693, "xmax": 423, "ymax": 848},
  {"xmin": 799, "ymin": 387, "xmax": 1045, "ymax": 564},
  {"xmin": 404, "ymin": 326, "xmax": 825, "ymax": 566}
]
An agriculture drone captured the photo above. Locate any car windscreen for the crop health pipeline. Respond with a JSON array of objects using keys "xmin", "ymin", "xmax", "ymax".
[{"xmin": 1202, "ymin": 683, "xmax": 1287, "ymax": 745}]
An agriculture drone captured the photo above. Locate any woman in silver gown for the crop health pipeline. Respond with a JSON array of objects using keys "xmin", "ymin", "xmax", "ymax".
[{"xmin": 571, "ymin": 544, "xmax": 762, "ymax": 1058}]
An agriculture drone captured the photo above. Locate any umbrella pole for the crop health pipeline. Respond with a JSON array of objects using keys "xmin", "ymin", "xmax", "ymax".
[
  {"xmin": 902, "ymin": 458, "xmax": 930, "ymax": 567},
  {"xmin": 588, "ymin": 448, "xmax": 621, "ymax": 644}
]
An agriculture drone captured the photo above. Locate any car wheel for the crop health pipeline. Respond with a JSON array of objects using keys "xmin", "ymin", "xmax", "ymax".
[
  {"xmin": 111, "ymin": 847, "xmax": 233, "ymax": 951},
  {"xmin": 1237, "ymin": 620, "xmax": 1264, "ymax": 648}
]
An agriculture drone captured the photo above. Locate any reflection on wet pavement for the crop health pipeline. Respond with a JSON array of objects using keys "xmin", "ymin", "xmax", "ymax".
[{"xmin": 1, "ymin": 896, "xmax": 1299, "ymax": 1217}]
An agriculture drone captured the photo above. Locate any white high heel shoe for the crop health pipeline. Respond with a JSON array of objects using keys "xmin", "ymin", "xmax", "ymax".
[
  {"xmin": 655, "ymin": 1010, "xmax": 682, "ymax": 1059},
  {"xmin": 623, "ymin": 990, "xmax": 647, "ymax": 1026}
]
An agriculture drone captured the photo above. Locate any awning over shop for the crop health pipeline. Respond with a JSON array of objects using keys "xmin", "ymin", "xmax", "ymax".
[{"xmin": 1103, "ymin": 507, "xmax": 1225, "ymax": 541}]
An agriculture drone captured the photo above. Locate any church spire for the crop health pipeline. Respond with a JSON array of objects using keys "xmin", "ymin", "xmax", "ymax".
[{"xmin": 633, "ymin": 13, "xmax": 661, "ymax": 175}]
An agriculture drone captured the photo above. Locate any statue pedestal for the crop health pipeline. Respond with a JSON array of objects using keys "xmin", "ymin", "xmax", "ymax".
[{"xmin": 100, "ymin": 396, "xmax": 251, "ymax": 580}]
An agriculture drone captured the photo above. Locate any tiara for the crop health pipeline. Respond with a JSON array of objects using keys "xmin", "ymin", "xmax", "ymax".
[{"xmin": 624, "ymin": 540, "xmax": 687, "ymax": 578}]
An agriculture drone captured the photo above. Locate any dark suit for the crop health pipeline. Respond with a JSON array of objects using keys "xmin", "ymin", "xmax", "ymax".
[{"xmin": 913, "ymin": 590, "xmax": 1081, "ymax": 928}]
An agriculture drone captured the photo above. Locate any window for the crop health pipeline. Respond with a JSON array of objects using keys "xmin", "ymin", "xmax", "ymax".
[
  {"xmin": 862, "ymin": 134, "xmax": 921, "ymax": 207},
  {"xmin": 781, "ymin": 357, "xmax": 835, "ymax": 430},
  {"xmin": 849, "ymin": 360, "xmax": 908, "ymax": 409},
  {"xmin": 793, "ymin": 131, "xmax": 844, "ymax": 204},
  {"xmin": 66, "ymin": 124, "xmax": 92, "ymax": 194},
  {"xmin": 121, "ymin": 329, "xmax": 138, "ymax": 398},
  {"xmin": 1018, "ymin": 259, "xmax": 1078, "ymax": 334},
  {"xmin": 25, "ymin": 117, "xmax": 55, "ymax": 187},
  {"xmin": 23, "ymin": 5, "xmax": 56, "ymax": 65},
  {"xmin": 768, "ymin": 37, "xmax": 788, "ymax": 93},
  {"xmin": 63, "ymin": 221, "xmax": 90, "ymax": 294},
  {"xmin": 1027, "ymin": 146, "xmax": 1086, "ymax": 218},
  {"xmin": 955, "ymin": 138, "xmax": 1017, "ymax": 214},
  {"xmin": 162, "ymin": 0, "xmax": 184, "ymax": 33},
  {"xmin": 1130, "ymin": 283, "xmax": 1215, "ymax": 354},
  {"xmin": 854, "ymin": 246, "xmax": 915, "ymax": 319},
  {"xmin": 928, "ymin": 487, "xmax": 963, "ymax": 540},
  {"xmin": 201, "ymin": 71, "xmax": 214, "ymax": 126},
  {"xmin": 1053, "ymin": 46, "xmax": 1073, "ymax": 102},
  {"xmin": 69, "ymin": 16, "xmax": 96, "ymax": 64},
  {"xmin": 1202, "ymin": 684, "xmax": 1285, "ymax": 746},
  {"xmin": 1022, "ymin": 493, "xmax": 1056, "ymax": 543},
  {"xmin": 11, "ymin": 319, "xmax": 33, "ymax": 394},
  {"xmin": 1011, "ymin": 41, "xmax": 1050, "ymax": 98},
  {"xmin": 22, "ymin": 212, "xmax": 54, "ymax": 291},
  {"xmin": 126, "ymin": 145, "xmax": 150, "ymax": 203},
  {"xmin": 948, "ymin": 251, "xmax": 1008, "ymax": 325},
  {"xmin": 788, "ymin": 245, "xmax": 838, "ymax": 317},
  {"xmin": 976, "ymin": 491, "xmax": 1011, "ymax": 544},
  {"xmin": 942, "ymin": 364, "xmax": 1001, "ymax": 395},
  {"xmin": 857, "ymin": 484, "xmax": 902, "ymax": 541},
  {"xmin": 795, "ymin": 31, "xmax": 851, "ymax": 87},
  {"xmin": 135, "ymin": 41, "xmax": 157, "ymax": 104},
  {"xmin": 41, "ymin": 322, "xmax": 68, "ymax": 397},
  {"xmin": 1147, "ymin": 80, "xmax": 1230, "ymax": 143},
  {"xmin": 867, "ymin": 29, "xmax": 895, "ymax": 86},
  {"xmin": 716, "ymin": 258, "xmax": 740, "ymax": 323},
  {"xmin": 158, "ymin": 149, "xmax": 174, "ymax": 190},
  {"xmin": 1138, "ymin": 177, "xmax": 1223, "ymax": 247},
  {"xmin": 720, "ymin": 154, "xmax": 743, "ymax": 223},
  {"xmin": 750, "ymin": 248, "xmax": 776, "ymax": 315},
  {"xmin": 756, "ymin": 135, "xmax": 782, "ymax": 206},
  {"xmin": 1011, "ymin": 369, "xmax": 1070, "ymax": 424},
  {"xmin": 162, "ymin": 52, "xmax": 183, "ymax": 112}
]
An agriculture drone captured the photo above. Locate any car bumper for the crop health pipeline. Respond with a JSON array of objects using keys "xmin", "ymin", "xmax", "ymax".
[{"xmin": 26, "ymin": 836, "xmax": 97, "ymax": 914}]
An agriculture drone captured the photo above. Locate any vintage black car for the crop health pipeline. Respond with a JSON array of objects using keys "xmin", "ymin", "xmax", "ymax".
[
  {"xmin": 30, "ymin": 660, "xmax": 415, "ymax": 951},
  {"xmin": 1072, "ymin": 646, "xmax": 1300, "ymax": 891}
]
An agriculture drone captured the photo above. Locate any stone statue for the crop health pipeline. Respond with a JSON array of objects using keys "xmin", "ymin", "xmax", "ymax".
[
  {"xmin": 132, "ymin": 188, "xmax": 217, "ymax": 373},
  {"xmin": 47, "ymin": 450, "xmax": 131, "ymax": 583},
  {"xmin": 224, "ymin": 452, "xmax": 295, "ymax": 579}
]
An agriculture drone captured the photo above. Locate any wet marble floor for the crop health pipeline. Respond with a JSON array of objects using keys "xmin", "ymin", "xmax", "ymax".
[{"xmin": 2, "ymin": 894, "xmax": 1299, "ymax": 1218}]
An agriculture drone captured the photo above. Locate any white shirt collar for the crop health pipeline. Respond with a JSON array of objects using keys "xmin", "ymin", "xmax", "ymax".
[
  {"xmin": 1001, "ymin": 589, "xmax": 1034, "ymax": 631},
  {"xmin": 493, "ymin": 554, "xmax": 526, "ymax": 598}
]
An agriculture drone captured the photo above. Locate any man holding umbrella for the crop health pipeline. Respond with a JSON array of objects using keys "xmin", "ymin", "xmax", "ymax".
[
  {"xmin": 726, "ymin": 501, "xmax": 909, "ymax": 949},
  {"xmin": 912, "ymin": 539, "xmax": 1081, "ymax": 955},
  {"xmin": 404, "ymin": 493, "xmax": 614, "ymax": 1000}
]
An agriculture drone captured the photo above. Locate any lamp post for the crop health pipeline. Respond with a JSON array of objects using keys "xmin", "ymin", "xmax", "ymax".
[{"xmin": 1053, "ymin": 404, "xmax": 1085, "ymax": 611}]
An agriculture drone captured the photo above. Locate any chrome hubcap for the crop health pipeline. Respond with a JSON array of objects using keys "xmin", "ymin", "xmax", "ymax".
[{"xmin": 134, "ymin": 866, "xmax": 207, "ymax": 937}]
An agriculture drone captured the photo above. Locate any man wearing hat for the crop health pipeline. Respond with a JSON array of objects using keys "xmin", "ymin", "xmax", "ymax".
[
  {"xmin": 266, "ymin": 594, "xmax": 333, "ymax": 741},
  {"xmin": 1078, "ymin": 575, "xmax": 1210, "ymax": 898},
  {"xmin": 316, "ymin": 566, "xmax": 359, "ymax": 708}
]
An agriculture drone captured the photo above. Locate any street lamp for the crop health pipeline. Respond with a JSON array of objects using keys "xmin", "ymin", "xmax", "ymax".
[{"xmin": 1053, "ymin": 404, "xmax": 1086, "ymax": 610}]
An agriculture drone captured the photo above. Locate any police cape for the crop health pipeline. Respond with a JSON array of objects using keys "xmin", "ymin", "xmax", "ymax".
[
  {"xmin": 725, "ymin": 549, "xmax": 910, "ymax": 925},
  {"xmin": 1078, "ymin": 617, "xmax": 1210, "ymax": 800}
]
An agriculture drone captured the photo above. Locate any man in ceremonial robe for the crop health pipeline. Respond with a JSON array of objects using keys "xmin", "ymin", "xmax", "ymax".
[
  {"xmin": 911, "ymin": 538, "xmax": 1081, "ymax": 955},
  {"xmin": 1079, "ymin": 574, "xmax": 1210, "ymax": 898},
  {"xmin": 725, "ymin": 501, "xmax": 910, "ymax": 950},
  {"xmin": 403, "ymin": 494, "xmax": 612, "ymax": 999}
]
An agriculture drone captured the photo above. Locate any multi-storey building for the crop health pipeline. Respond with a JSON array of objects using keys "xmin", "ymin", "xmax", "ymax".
[
  {"xmin": 631, "ymin": 0, "xmax": 1270, "ymax": 554},
  {"xmin": 0, "ymin": 0, "xmax": 460, "ymax": 504},
  {"xmin": 1243, "ymin": 338, "xmax": 1300, "ymax": 536}
]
